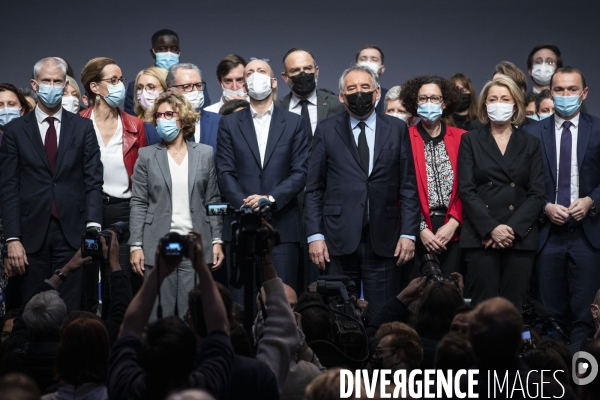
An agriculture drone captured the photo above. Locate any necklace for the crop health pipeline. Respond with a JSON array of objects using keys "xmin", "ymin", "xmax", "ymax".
[{"xmin": 169, "ymin": 143, "xmax": 185, "ymax": 155}]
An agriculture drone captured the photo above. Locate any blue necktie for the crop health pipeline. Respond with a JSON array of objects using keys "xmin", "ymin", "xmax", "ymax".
[{"xmin": 557, "ymin": 121, "xmax": 572, "ymax": 207}]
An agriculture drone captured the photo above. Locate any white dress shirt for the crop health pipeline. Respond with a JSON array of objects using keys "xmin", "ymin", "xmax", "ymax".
[
  {"xmin": 289, "ymin": 90, "xmax": 318, "ymax": 133},
  {"xmin": 91, "ymin": 111, "xmax": 131, "ymax": 199},
  {"xmin": 204, "ymin": 100, "xmax": 224, "ymax": 114},
  {"xmin": 193, "ymin": 119, "xmax": 201, "ymax": 143},
  {"xmin": 35, "ymin": 106, "xmax": 62, "ymax": 145},
  {"xmin": 554, "ymin": 113, "xmax": 580, "ymax": 205},
  {"xmin": 168, "ymin": 152, "xmax": 194, "ymax": 235},
  {"xmin": 250, "ymin": 102, "xmax": 274, "ymax": 166}
]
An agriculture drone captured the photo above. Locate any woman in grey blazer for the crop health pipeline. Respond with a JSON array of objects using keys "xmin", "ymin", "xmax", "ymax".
[{"xmin": 129, "ymin": 92, "xmax": 223, "ymax": 319}]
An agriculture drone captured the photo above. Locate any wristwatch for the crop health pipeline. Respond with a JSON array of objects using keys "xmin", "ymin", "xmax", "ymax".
[
  {"xmin": 267, "ymin": 195, "xmax": 276, "ymax": 204},
  {"xmin": 54, "ymin": 269, "xmax": 67, "ymax": 282}
]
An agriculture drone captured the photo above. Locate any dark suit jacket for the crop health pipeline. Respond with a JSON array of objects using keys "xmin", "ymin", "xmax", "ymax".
[
  {"xmin": 304, "ymin": 111, "xmax": 420, "ymax": 257},
  {"xmin": 458, "ymin": 126, "xmax": 545, "ymax": 250},
  {"xmin": 124, "ymin": 79, "xmax": 212, "ymax": 116},
  {"xmin": 375, "ymin": 87, "xmax": 389, "ymax": 114},
  {"xmin": 216, "ymin": 105, "xmax": 309, "ymax": 242},
  {"xmin": 275, "ymin": 88, "xmax": 346, "ymax": 124},
  {"xmin": 523, "ymin": 113, "xmax": 600, "ymax": 250},
  {"xmin": 145, "ymin": 110, "xmax": 221, "ymax": 153},
  {"xmin": 0, "ymin": 110, "xmax": 103, "ymax": 252}
]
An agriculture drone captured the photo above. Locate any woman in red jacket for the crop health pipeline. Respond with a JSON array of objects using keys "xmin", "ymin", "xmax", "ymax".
[
  {"xmin": 80, "ymin": 57, "xmax": 147, "ymax": 315},
  {"xmin": 399, "ymin": 75, "xmax": 465, "ymax": 275}
]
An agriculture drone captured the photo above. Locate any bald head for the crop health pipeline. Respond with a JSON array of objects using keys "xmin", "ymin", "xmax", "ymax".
[
  {"xmin": 284, "ymin": 284, "xmax": 298, "ymax": 309},
  {"xmin": 167, "ymin": 390, "xmax": 215, "ymax": 400},
  {"xmin": 245, "ymin": 59, "xmax": 274, "ymax": 79}
]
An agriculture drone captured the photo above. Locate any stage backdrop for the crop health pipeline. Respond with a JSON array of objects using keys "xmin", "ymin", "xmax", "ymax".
[{"xmin": 2, "ymin": 0, "xmax": 599, "ymax": 114}]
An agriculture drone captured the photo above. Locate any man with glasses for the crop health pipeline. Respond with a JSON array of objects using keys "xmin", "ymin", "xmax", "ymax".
[
  {"xmin": 527, "ymin": 44, "xmax": 563, "ymax": 94},
  {"xmin": 0, "ymin": 57, "xmax": 103, "ymax": 310},
  {"xmin": 164, "ymin": 63, "xmax": 221, "ymax": 152},
  {"xmin": 524, "ymin": 67, "xmax": 600, "ymax": 346},
  {"xmin": 370, "ymin": 322, "xmax": 423, "ymax": 372}
]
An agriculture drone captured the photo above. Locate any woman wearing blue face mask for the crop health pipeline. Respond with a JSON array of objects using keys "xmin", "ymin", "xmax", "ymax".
[
  {"xmin": 80, "ymin": 57, "xmax": 148, "ymax": 316},
  {"xmin": 399, "ymin": 76, "xmax": 465, "ymax": 278},
  {"xmin": 0, "ymin": 83, "xmax": 32, "ymax": 145},
  {"xmin": 129, "ymin": 92, "xmax": 223, "ymax": 320}
]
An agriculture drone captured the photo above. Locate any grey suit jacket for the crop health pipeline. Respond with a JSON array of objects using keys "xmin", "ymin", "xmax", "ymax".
[
  {"xmin": 129, "ymin": 141, "xmax": 222, "ymax": 266},
  {"xmin": 275, "ymin": 88, "xmax": 346, "ymax": 123}
]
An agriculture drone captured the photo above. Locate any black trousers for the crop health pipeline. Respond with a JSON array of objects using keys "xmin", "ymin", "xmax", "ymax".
[{"xmin": 415, "ymin": 214, "xmax": 463, "ymax": 278}]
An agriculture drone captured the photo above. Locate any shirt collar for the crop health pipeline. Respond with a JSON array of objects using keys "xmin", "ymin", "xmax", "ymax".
[
  {"xmin": 35, "ymin": 105, "xmax": 63, "ymax": 124},
  {"xmin": 417, "ymin": 121, "xmax": 446, "ymax": 144},
  {"xmin": 290, "ymin": 90, "xmax": 317, "ymax": 109},
  {"xmin": 350, "ymin": 109, "xmax": 377, "ymax": 131},
  {"xmin": 554, "ymin": 112, "xmax": 579, "ymax": 130},
  {"xmin": 250, "ymin": 102, "xmax": 274, "ymax": 119}
]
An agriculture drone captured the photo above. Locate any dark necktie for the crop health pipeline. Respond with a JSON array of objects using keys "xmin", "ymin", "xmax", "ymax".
[
  {"xmin": 299, "ymin": 99, "xmax": 311, "ymax": 132},
  {"xmin": 557, "ymin": 121, "xmax": 572, "ymax": 207},
  {"xmin": 357, "ymin": 121, "xmax": 369, "ymax": 227},
  {"xmin": 44, "ymin": 117, "xmax": 59, "ymax": 218}
]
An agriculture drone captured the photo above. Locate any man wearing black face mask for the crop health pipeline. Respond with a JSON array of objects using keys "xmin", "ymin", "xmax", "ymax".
[
  {"xmin": 370, "ymin": 322, "xmax": 423, "ymax": 373},
  {"xmin": 276, "ymin": 48, "xmax": 344, "ymax": 139},
  {"xmin": 305, "ymin": 64, "xmax": 420, "ymax": 321}
]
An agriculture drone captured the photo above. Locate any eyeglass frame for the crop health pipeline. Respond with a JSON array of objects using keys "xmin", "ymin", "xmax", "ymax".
[
  {"xmin": 153, "ymin": 111, "xmax": 179, "ymax": 121},
  {"xmin": 417, "ymin": 95, "xmax": 444, "ymax": 104},
  {"xmin": 99, "ymin": 76, "xmax": 127, "ymax": 85},
  {"xmin": 136, "ymin": 83, "xmax": 163, "ymax": 94},
  {"xmin": 170, "ymin": 82, "xmax": 205, "ymax": 92}
]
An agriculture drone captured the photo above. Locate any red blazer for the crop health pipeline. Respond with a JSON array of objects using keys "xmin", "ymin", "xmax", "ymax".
[
  {"xmin": 80, "ymin": 107, "xmax": 147, "ymax": 190},
  {"xmin": 409, "ymin": 124, "xmax": 465, "ymax": 241}
]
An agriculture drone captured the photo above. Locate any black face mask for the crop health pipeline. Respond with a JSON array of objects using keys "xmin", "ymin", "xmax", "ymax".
[
  {"xmin": 345, "ymin": 90, "xmax": 375, "ymax": 118},
  {"xmin": 457, "ymin": 93, "xmax": 471, "ymax": 112},
  {"xmin": 290, "ymin": 72, "xmax": 316, "ymax": 97}
]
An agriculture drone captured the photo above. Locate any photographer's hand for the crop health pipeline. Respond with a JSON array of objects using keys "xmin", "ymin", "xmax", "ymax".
[
  {"xmin": 130, "ymin": 249, "xmax": 145, "ymax": 276},
  {"xmin": 397, "ymin": 276, "xmax": 426, "ymax": 306},
  {"xmin": 450, "ymin": 272, "xmax": 464, "ymax": 295},
  {"xmin": 100, "ymin": 232, "xmax": 121, "ymax": 272},
  {"xmin": 49, "ymin": 249, "xmax": 93, "ymax": 287}
]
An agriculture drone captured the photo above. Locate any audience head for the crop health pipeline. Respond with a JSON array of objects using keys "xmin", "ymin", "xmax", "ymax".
[
  {"xmin": 478, "ymin": 76, "xmax": 526, "ymax": 126},
  {"xmin": 384, "ymin": 86, "xmax": 413, "ymax": 124},
  {"xmin": 62, "ymin": 76, "xmax": 82, "ymax": 114},
  {"xmin": 527, "ymin": 44, "xmax": 563, "ymax": 88},
  {"xmin": 244, "ymin": 59, "xmax": 277, "ymax": 102},
  {"xmin": 356, "ymin": 45, "xmax": 385, "ymax": 76},
  {"xmin": 536, "ymin": 340, "xmax": 573, "ymax": 384},
  {"xmin": 450, "ymin": 304, "xmax": 474, "ymax": 335},
  {"xmin": 578, "ymin": 339, "xmax": 600, "ymax": 399},
  {"xmin": 19, "ymin": 87, "xmax": 38, "ymax": 110},
  {"xmin": 216, "ymin": 54, "xmax": 247, "ymax": 101},
  {"xmin": 151, "ymin": 29, "xmax": 180, "ymax": 70},
  {"xmin": 281, "ymin": 48, "xmax": 319, "ymax": 98},
  {"xmin": 468, "ymin": 297, "xmax": 523, "ymax": 367},
  {"xmin": 449, "ymin": 73, "xmax": 478, "ymax": 121},
  {"xmin": 534, "ymin": 89, "xmax": 554, "ymax": 120},
  {"xmin": 295, "ymin": 292, "xmax": 334, "ymax": 344},
  {"xmin": 373, "ymin": 322, "xmax": 423, "ymax": 372},
  {"xmin": 0, "ymin": 83, "xmax": 32, "ymax": 127},
  {"xmin": 151, "ymin": 92, "xmax": 199, "ymax": 142},
  {"xmin": 434, "ymin": 332, "xmax": 475, "ymax": 372},
  {"xmin": 30, "ymin": 57, "xmax": 68, "ymax": 110},
  {"xmin": 338, "ymin": 64, "xmax": 380, "ymax": 120},
  {"xmin": 399, "ymin": 75, "xmax": 461, "ymax": 127},
  {"xmin": 284, "ymin": 283, "xmax": 298, "ymax": 309},
  {"xmin": 167, "ymin": 63, "xmax": 205, "ymax": 111},
  {"xmin": 1, "ymin": 309, "xmax": 19, "ymax": 343},
  {"xmin": 55, "ymin": 317, "xmax": 109, "ymax": 386},
  {"xmin": 0, "ymin": 373, "xmax": 40, "ymax": 400},
  {"xmin": 524, "ymin": 91, "xmax": 537, "ymax": 118},
  {"xmin": 414, "ymin": 280, "xmax": 464, "ymax": 339},
  {"xmin": 167, "ymin": 389, "xmax": 216, "ymax": 400},
  {"xmin": 134, "ymin": 66, "xmax": 168, "ymax": 120},
  {"xmin": 22, "ymin": 290, "xmax": 67, "ymax": 339},
  {"xmin": 493, "ymin": 61, "xmax": 528, "ymax": 94},
  {"xmin": 81, "ymin": 57, "xmax": 126, "ymax": 108},
  {"xmin": 550, "ymin": 66, "xmax": 588, "ymax": 119},
  {"xmin": 304, "ymin": 368, "xmax": 342, "ymax": 400},
  {"xmin": 218, "ymin": 99, "xmax": 249, "ymax": 115},
  {"xmin": 522, "ymin": 348, "xmax": 568, "ymax": 383},
  {"xmin": 188, "ymin": 282, "xmax": 235, "ymax": 339}
]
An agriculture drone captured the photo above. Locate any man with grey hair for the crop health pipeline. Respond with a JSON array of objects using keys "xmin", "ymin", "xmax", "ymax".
[
  {"xmin": 0, "ymin": 57, "xmax": 103, "ymax": 311},
  {"xmin": 305, "ymin": 64, "xmax": 420, "ymax": 320}
]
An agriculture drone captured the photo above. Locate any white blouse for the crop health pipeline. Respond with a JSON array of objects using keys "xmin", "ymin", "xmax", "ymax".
[{"xmin": 168, "ymin": 152, "xmax": 193, "ymax": 235}]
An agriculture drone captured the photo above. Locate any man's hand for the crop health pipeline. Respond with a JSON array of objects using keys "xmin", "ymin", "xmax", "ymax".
[
  {"xmin": 211, "ymin": 244, "xmax": 224, "ymax": 271},
  {"xmin": 420, "ymin": 228, "xmax": 446, "ymax": 254},
  {"xmin": 63, "ymin": 249, "xmax": 93, "ymax": 274},
  {"xmin": 309, "ymin": 240, "xmax": 330, "ymax": 270},
  {"xmin": 490, "ymin": 224, "xmax": 515, "ymax": 248},
  {"xmin": 545, "ymin": 203, "xmax": 569, "ymax": 225},
  {"xmin": 100, "ymin": 232, "xmax": 121, "ymax": 272},
  {"xmin": 7, "ymin": 241, "xmax": 28, "ymax": 276},
  {"xmin": 397, "ymin": 276, "xmax": 426, "ymax": 305},
  {"xmin": 435, "ymin": 218, "xmax": 459, "ymax": 246},
  {"xmin": 130, "ymin": 249, "xmax": 145, "ymax": 276},
  {"xmin": 569, "ymin": 197, "xmax": 594, "ymax": 221},
  {"xmin": 243, "ymin": 194, "xmax": 269, "ymax": 210},
  {"xmin": 394, "ymin": 237, "xmax": 415, "ymax": 266}
]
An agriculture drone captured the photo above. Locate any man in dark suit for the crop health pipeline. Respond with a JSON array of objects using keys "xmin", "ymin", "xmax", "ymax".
[
  {"xmin": 523, "ymin": 67, "xmax": 600, "ymax": 346},
  {"xmin": 304, "ymin": 64, "xmax": 420, "ymax": 320},
  {"xmin": 0, "ymin": 57, "xmax": 103, "ymax": 310},
  {"xmin": 356, "ymin": 45, "xmax": 389, "ymax": 115},
  {"xmin": 216, "ymin": 59, "xmax": 309, "ymax": 293}
]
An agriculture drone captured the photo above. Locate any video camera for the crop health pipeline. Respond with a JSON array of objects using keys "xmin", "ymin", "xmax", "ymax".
[
  {"xmin": 158, "ymin": 232, "xmax": 189, "ymax": 258},
  {"xmin": 81, "ymin": 221, "xmax": 130, "ymax": 260},
  {"xmin": 420, "ymin": 253, "xmax": 458, "ymax": 284}
]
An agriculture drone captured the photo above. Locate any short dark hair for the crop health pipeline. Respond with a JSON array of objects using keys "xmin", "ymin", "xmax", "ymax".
[
  {"xmin": 550, "ymin": 66, "xmax": 587, "ymax": 90},
  {"xmin": 151, "ymin": 29, "xmax": 179, "ymax": 47},
  {"xmin": 188, "ymin": 282, "xmax": 233, "ymax": 338},
  {"xmin": 0, "ymin": 83, "xmax": 33, "ymax": 114},
  {"xmin": 413, "ymin": 281, "xmax": 464, "ymax": 339},
  {"xmin": 399, "ymin": 75, "xmax": 462, "ymax": 119},
  {"xmin": 219, "ymin": 99, "xmax": 249, "ymax": 116},
  {"xmin": 536, "ymin": 340, "xmax": 573, "ymax": 383},
  {"xmin": 295, "ymin": 292, "xmax": 334, "ymax": 343},
  {"xmin": 282, "ymin": 48, "xmax": 317, "ymax": 66},
  {"xmin": 524, "ymin": 91, "xmax": 537, "ymax": 106},
  {"xmin": 355, "ymin": 45, "xmax": 385, "ymax": 64},
  {"xmin": 535, "ymin": 89, "xmax": 552, "ymax": 113},
  {"xmin": 216, "ymin": 54, "xmax": 247, "ymax": 83},
  {"xmin": 527, "ymin": 44, "xmax": 563, "ymax": 71},
  {"xmin": 522, "ymin": 348, "xmax": 568, "ymax": 383},
  {"xmin": 434, "ymin": 332, "xmax": 475, "ymax": 372},
  {"xmin": 493, "ymin": 61, "xmax": 528, "ymax": 93}
]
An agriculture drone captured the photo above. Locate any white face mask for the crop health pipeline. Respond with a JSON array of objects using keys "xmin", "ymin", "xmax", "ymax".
[
  {"xmin": 531, "ymin": 63, "xmax": 555, "ymax": 86},
  {"xmin": 62, "ymin": 96, "xmax": 80, "ymax": 113},
  {"xmin": 538, "ymin": 112, "xmax": 553, "ymax": 120},
  {"xmin": 222, "ymin": 85, "xmax": 247, "ymax": 101},
  {"xmin": 184, "ymin": 90, "xmax": 204, "ymax": 110},
  {"xmin": 388, "ymin": 112, "xmax": 411, "ymax": 123},
  {"xmin": 246, "ymin": 72, "xmax": 273, "ymax": 101},
  {"xmin": 487, "ymin": 103, "xmax": 515, "ymax": 123},
  {"xmin": 358, "ymin": 61, "xmax": 381, "ymax": 76}
]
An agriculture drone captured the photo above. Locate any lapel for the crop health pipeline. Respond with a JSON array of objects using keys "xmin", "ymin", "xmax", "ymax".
[
  {"xmin": 120, "ymin": 109, "xmax": 139, "ymax": 156},
  {"xmin": 502, "ymin": 128, "xmax": 527, "ymax": 168},
  {"xmin": 334, "ymin": 112, "xmax": 362, "ymax": 171},
  {"xmin": 476, "ymin": 126, "xmax": 514, "ymax": 180},
  {"xmin": 155, "ymin": 142, "xmax": 172, "ymax": 194},
  {"xmin": 577, "ymin": 113, "xmax": 591, "ymax": 171},
  {"xmin": 263, "ymin": 106, "xmax": 286, "ymax": 169},
  {"xmin": 372, "ymin": 113, "xmax": 391, "ymax": 170},
  {"xmin": 187, "ymin": 142, "xmax": 199, "ymax": 199},
  {"xmin": 542, "ymin": 116, "xmax": 557, "ymax": 184},
  {"xmin": 411, "ymin": 127, "xmax": 429, "ymax": 203},
  {"xmin": 280, "ymin": 93, "xmax": 291, "ymax": 111},
  {"xmin": 54, "ymin": 109, "xmax": 74, "ymax": 176},
  {"xmin": 22, "ymin": 112, "xmax": 52, "ymax": 173},
  {"xmin": 316, "ymin": 90, "xmax": 329, "ymax": 122},
  {"xmin": 237, "ymin": 107, "xmax": 262, "ymax": 168}
]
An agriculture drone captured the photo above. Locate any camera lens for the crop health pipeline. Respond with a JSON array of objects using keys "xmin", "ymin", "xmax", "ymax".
[{"xmin": 420, "ymin": 254, "xmax": 444, "ymax": 282}]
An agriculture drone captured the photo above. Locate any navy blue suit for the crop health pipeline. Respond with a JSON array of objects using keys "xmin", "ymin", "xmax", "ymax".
[
  {"xmin": 0, "ymin": 110, "xmax": 103, "ymax": 309},
  {"xmin": 524, "ymin": 112, "xmax": 600, "ymax": 344},
  {"xmin": 124, "ymin": 80, "xmax": 212, "ymax": 116},
  {"xmin": 145, "ymin": 111, "xmax": 221, "ymax": 153},
  {"xmin": 216, "ymin": 105, "xmax": 309, "ymax": 290}
]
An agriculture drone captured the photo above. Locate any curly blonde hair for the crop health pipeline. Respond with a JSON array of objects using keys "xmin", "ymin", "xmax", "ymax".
[{"xmin": 150, "ymin": 92, "xmax": 199, "ymax": 140}]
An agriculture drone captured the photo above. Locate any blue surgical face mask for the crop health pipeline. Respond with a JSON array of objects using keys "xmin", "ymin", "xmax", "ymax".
[
  {"xmin": 102, "ymin": 82, "xmax": 126, "ymax": 108},
  {"xmin": 154, "ymin": 51, "xmax": 180, "ymax": 70},
  {"xmin": 36, "ymin": 82, "xmax": 64, "ymax": 108},
  {"xmin": 553, "ymin": 93, "xmax": 583, "ymax": 117},
  {"xmin": 156, "ymin": 118, "xmax": 180, "ymax": 142},
  {"xmin": 0, "ymin": 107, "xmax": 21, "ymax": 125},
  {"xmin": 417, "ymin": 102, "xmax": 443, "ymax": 124}
]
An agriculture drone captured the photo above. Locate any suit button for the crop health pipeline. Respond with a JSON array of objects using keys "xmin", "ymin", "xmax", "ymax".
[
  {"xmin": 488, "ymin": 182, "xmax": 493, "ymax": 186},
  {"xmin": 259, "ymin": 175, "xmax": 262, "ymax": 179},
  {"xmin": 190, "ymin": 208, "xmax": 194, "ymax": 213},
  {"xmin": 53, "ymin": 182, "xmax": 57, "ymax": 186},
  {"xmin": 486, "ymin": 205, "xmax": 488, "ymax": 208},
  {"xmin": 510, "ymin": 182, "xmax": 515, "ymax": 187},
  {"xmin": 509, "ymin": 205, "xmax": 514, "ymax": 210}
]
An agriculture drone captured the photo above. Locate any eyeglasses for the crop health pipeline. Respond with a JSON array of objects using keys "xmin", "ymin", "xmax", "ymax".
[
  {"xmin": 170, "ymin": 82, "xmax": 205, "ymax": 92},
  {"xmin": 136, "ymin": 84, "xmax": 162, "ymax": 94},
  {"xmin": 417, "ymin": 95, "xmax": 443, "ymax": 104},
  {"xmin": 374, "ymin": 347, "xmax": 396, "ymax": 357},
  {"xmin": 153, "ymin": 111, "xmax": 178, "ymax": 120},
  {"xmin": 100, "ymin": 77, "xmax": 127, "ymax": 85}
]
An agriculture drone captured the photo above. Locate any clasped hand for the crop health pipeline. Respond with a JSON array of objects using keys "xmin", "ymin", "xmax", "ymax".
[{"xmin": 546, "ymin": 197, "xmax": 594, "ymax": 225}]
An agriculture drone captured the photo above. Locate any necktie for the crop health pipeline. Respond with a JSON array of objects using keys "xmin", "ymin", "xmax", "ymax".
[
  {"xmin": 299, "ymin": 99, "xmax": 311, "ymax": 130},
  {"xmin": 44, "ymin": 117, "xmax": 59, "ymax": 218},
  {"xmin": 357, "ymin": 121, "xmax": 369, "ymax": 227},
  {"xmin": 557, "ymin": 121, "xmax": 572, "ymax": 207}
]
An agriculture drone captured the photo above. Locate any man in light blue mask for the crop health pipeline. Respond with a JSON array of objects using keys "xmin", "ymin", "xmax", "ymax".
[{"xmin": 523, "ymin": 66, "xmax": 600, "ymax": 347}]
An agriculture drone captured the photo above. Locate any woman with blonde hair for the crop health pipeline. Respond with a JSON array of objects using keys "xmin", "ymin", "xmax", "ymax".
[
  {"xmin": 62, "ymin": 76, "xmax": 82, "ymax": 114},
  {"xmin": 133, "ymin": 66, "xmax": 167, "ymax": 145}
]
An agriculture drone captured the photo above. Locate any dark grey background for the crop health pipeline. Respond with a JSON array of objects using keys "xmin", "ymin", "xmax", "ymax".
[{"xmin": 2, "ymin": 0, "xmax": 599, "ymax": 113}]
